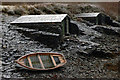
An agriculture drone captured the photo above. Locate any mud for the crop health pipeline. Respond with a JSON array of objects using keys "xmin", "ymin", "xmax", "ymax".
[{"xmin": 1, "ymin": 14, "xmax": 120, "ymax": 79}]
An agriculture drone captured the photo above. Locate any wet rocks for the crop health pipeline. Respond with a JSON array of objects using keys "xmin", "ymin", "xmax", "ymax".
[
  {"xmin": 40, "ymin": 5, "xmax": 56, "ymax": 14},
  {"xmin": 14, "ymin": 6, "xmax": 26, "ymax": 15},
  {"xmin": 111, "ymin": 20, "xmax": 120, "ymax": 27},
  {"xmin": 7, "ymin": 10, "xmax": 15, "ymax": 15},
  {"xmin": 91, "ymin": 25, "xmax": 120, "ymax": 36},
  {"xmin": 2, "ymin": 7, "xmax": 9, "ymax": 13},
  {"xmin": 79, "ymin": 40, "xmax": 100, "ymax": 54},
  {"xmin": 71, "ymin": 20, "xmax": 102, "ymax": 37},
  {"xmin": 70, "ymin": 21, "xmax": 85, "ymax": 35},
  {"xmin": 104, "ymin": 60, "xmax": 120, "ymax": 72},
  {"xmin": 13, "ymin": 55, "xmax": 21, "ymax": 59},
  {"xmin": 63, "ymin": 35, "xmax": 100, "ymax": 55},
  {"xmin": 90, "ymin": 49, "xmax": 112, "ymax": 58},
  {"xmin": 13, "ymin": 27, "xmax": 61, "ymax": 48},
  {"xmin": 2, "ymin": 62, "xmax": 10, "ymax": 66},
  {"xmin": 1, "ymin": 13, "xmax": 120, "ymax": 78},
  {"xmin": 28, "ymin": 6, "xmax": 43, "ymax": 15}
]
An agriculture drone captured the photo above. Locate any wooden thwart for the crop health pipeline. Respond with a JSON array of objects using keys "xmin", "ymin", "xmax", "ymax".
[
  {"xmin": 27, "ymin": 56, "xmax": 33, "ymax": 68},
  {"xmin": 50, "ymin": 55, "xmax": 57, "ymax": 66},
  {"xmin": 38, "ymin": 55, "xmax": 45, "ymax": 69}
]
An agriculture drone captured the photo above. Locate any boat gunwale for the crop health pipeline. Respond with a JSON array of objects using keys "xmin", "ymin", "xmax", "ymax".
[{"xmin": 15, "ymin": 52, "xmax": 67, "ymax": 70}]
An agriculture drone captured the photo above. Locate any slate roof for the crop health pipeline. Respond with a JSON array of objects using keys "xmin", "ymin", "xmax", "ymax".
[
  {"xmin": 10, "ymin": 14, "xmax": 67, "ymax": 24},
  {"xmin": 76, "ymin": 13, "xmax": 100, "ymax": 18}
]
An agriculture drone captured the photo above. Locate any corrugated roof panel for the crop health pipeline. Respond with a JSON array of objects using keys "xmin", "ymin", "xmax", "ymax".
[
  {"xmin": 76, "ymin": 13, "xmax": 100, "ymax": 17},
  {"xmin": 10, "ymin": 14, "xmax": 67, "ymax": 24}
]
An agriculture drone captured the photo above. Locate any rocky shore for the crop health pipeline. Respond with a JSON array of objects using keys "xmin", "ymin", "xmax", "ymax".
[
  {"xmin": 1, "ymin": 3, "xmax": 120, "ymax": 79},
  {"xmin": 1, "ymin": 14, "xmax": 120, "ymax": 79}
]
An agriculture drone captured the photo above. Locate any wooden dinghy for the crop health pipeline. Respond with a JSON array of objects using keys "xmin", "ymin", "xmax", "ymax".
[{"xmin": 15, "ymin": 52, "xmax": 67, "ymax": 70}]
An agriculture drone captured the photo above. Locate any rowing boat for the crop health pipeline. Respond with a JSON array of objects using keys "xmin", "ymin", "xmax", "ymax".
[{"xmin": 15, "ymin": 52, "xmax": 67, "ymax": 70}]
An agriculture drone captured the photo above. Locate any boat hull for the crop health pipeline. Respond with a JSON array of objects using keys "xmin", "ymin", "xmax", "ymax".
[{"xmin": 15, "ymin": 52, "xmax": 67, "ymax": 70}]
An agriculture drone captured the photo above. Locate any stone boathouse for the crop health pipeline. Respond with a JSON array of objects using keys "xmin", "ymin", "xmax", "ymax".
[
  {"xmin": 75, "ymin": 13, "xmax": 112, "ymax": 25},
  {"xmin": 10, "ymin": 14, "xmax": 70, "ymax": 36},
  {"xmin": 10, "ymin": 14, "xmax": 70, "ymax": 47}
]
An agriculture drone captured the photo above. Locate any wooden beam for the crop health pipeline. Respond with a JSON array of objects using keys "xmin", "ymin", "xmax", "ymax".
[
  {"xmin": 27, "ymin": 56, "xmax": 33, "ymax": 68},
  {"xmin": 38, "ymin": 55, "xmax": 45, "ymax": 69},
  {"xmin": 66, "ymin": 17, "xmax": 69, "ymax": 35},
  {"xmin": 50, "ymin": 55, "xmax": 56, "ymax": 66}
]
